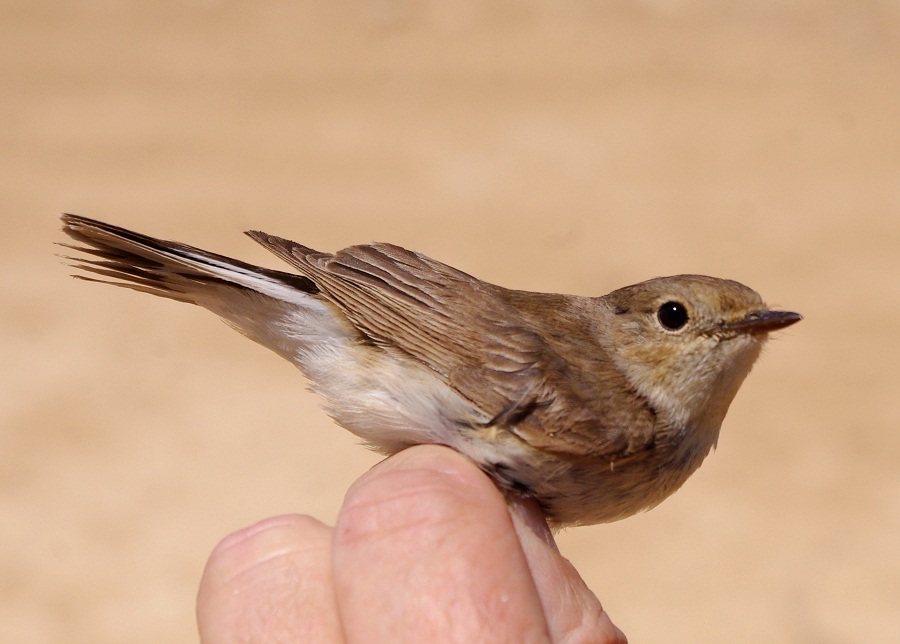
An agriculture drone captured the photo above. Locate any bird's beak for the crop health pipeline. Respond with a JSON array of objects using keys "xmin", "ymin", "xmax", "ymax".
[{"xmin": 721, "ymin": 310, "xmax": 803, "ymax": 334}]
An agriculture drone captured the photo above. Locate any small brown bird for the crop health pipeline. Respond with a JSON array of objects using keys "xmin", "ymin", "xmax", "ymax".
[{"xmin": 59, "ymin": 214, "xmax": 800, "ymax": 526}]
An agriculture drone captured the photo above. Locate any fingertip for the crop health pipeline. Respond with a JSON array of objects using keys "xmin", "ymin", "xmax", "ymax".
[
  {"xmin": 508, "ymin": 501, "xmax": 627, "ymax": 643},
  {"xmin": 197, "ymin": 515, "xmax": 339, "ymax": 643},
  {"xmin": 200, "ymin": 514, "xmax": 330, "ymax": 590},
  {"xmin": 357, "ymin": 444, "xmax": 497, "ymax": 496},
  {"xmin": 338, "ymin": 444, "xmax": 508, "ymax": 543},
  {"xmin": 332, "ymin": 445, "xmax": 550, "ymax": 642},
  {"xmin": 507, "ymin": 493, "xmax": 559, "ymax": 550}
]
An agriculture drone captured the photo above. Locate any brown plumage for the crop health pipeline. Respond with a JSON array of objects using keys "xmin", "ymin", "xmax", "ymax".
[{"xmin": 60, "ymin": 214, "xmax": 800, "ymax": 526}]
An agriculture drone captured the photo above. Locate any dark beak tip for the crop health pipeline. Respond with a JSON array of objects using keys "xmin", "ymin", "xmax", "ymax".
[
  {"xmin": 724, "ymin": 310, "xmax": 802, "ymax": 333},
  {"xmin": 769, "ymin": 310, "xmax": 803, "ymax": 326}
]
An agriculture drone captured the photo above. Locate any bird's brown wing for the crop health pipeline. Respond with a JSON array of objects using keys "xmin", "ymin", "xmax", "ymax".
[
  {"xmin": 247, "ymin": 233, "xmax": 543, "ymax": 405},
  {"xmin": 248, "ymin": 233, "xmax": 651, "ymax": 457}
]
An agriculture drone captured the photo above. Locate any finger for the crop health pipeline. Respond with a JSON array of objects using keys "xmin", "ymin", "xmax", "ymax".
[
  {"xmin": 197, "ymin": 514, "xmax": 343, "ymax": 643},
  {"xmin": 332, "ymin": 445, "xmax": 550, "ymax": 643},
  {"xmin": 508, "ymin": 498, "xmax": 627, "ymax": 644}
]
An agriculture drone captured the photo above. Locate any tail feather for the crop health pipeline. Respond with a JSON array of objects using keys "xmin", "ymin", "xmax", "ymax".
[
  {"xmin": 59, "ymin": 213, "xmax": 319, "ymax": 305},
  {"xmin": 58, "ymin": 213, "xmax": 360, "ymax": 364}
]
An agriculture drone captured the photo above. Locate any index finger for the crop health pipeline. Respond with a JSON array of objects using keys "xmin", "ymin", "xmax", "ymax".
[{"xmin": 331, "ymin": 445, "xmax": 551, "ymax": 643}]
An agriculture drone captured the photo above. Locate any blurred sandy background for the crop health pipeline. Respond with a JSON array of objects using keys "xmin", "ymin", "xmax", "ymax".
[{"xmin": 2, "ymin": 2, "xmax": 898, "ymax": 642}]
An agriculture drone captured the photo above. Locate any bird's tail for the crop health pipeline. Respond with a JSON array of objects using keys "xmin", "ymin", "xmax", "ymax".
[
  {"xmin": 59, "ymin": 213, "xmax": 318, "ymax": 304},
  {"xmin": 58, "ymin": 214, "xmax": 348, "ymax": 362}
]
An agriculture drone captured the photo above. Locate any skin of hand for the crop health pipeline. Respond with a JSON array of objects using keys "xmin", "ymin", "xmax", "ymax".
[{"xmin": 196, "ymin": 445, "xmax": 627, "ymax": 643}]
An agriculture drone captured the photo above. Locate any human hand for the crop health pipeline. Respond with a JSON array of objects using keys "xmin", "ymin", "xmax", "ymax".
[{"xmin": 197, "ymin": 445, "xmax": 626, "ymax": 643}]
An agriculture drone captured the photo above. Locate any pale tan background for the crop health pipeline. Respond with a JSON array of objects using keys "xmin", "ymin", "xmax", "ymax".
[{"xmin": 2, "ymin": 2, "xmax": 898, "ymax": 642}]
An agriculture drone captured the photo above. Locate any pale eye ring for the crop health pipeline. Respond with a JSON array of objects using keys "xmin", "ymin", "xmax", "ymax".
[{"xmin": 657, "ymin": 301, "xmax": 689, "ymax": 330}]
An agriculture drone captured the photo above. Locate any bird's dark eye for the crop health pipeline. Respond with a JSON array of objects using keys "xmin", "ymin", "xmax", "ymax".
[{"xmin": 657, "ymin": 301, "xmax": 689, "ymax": 330}]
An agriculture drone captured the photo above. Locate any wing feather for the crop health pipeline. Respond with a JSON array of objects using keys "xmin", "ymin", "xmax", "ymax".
[
  {"xmin": 247, "ymin": 232, "xmax": 658, "ymax": 457},
  {"xmin": 248, "ymin": 234, "xmax": 546, "ymax": 409}
]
